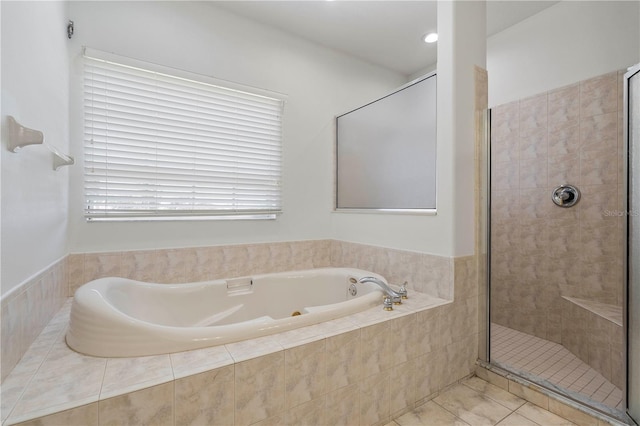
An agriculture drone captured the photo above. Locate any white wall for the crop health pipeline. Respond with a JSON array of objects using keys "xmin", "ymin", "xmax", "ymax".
[
  {"xmin": 488, "ymin": 0, "xmax": 640, "ymax": 107},
  {"xmin": 1, "ymin": 1, "xmax": 70, "ymax": 296},
  {"xmin": 331, "ymin": 1, "xmax": 485, "ymax": 258},
  {"xmin": 66, "ymin": 1, "xmax": 405, "ymax": 253}
]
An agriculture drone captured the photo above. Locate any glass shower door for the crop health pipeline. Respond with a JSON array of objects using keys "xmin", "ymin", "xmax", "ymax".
[{"xmin": 626, "ymin": 62, "xmax": 640, "ymax": 425}]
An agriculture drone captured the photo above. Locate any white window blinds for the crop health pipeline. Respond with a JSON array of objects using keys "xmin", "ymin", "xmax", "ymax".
[{"xmin": 83, "ymin": 49, "xmax": 284, "ymax": 221}]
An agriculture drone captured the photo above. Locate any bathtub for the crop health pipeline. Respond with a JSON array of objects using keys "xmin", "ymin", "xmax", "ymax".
[{"xmin": 66, "ymin": 267, "xmax": 388, "ymax": 357}]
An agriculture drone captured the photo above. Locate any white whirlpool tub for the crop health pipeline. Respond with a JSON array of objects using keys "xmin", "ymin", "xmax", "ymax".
[{"xmin": 66, "ymin": 267, "xmax": 387, "ymax": 357}]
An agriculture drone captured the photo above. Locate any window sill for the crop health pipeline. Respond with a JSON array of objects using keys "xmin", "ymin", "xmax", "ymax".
[{"xmin": 86, "ymin": 214, "xmax": 278, "ymax": 222}]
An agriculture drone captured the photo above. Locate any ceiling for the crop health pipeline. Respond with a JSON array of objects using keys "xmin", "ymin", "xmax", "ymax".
[{"xmin": 214, "ymin": 1, "xmax": 560, "ymax": 77}]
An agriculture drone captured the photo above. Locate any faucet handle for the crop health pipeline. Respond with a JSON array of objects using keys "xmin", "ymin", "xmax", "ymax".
[
  {"xmin": 383, "ymin": 296, "xmax": 393, "ymax": 311},
  {"xmin": 398, "ymin": 281, "xmax": 408, "ymax": 299}
]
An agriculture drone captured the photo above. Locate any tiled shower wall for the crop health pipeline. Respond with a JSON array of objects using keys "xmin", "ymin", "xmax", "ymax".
[
  {"xmin": 2, "ymin": 239, "xmax": 470, "ymax": 382},
  {"xmin": 491, "ymin": 70, "xmax": 626, "ymax": 342}
]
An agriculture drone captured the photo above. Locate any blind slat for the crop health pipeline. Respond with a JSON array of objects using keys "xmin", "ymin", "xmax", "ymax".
[{"xmin": 83, "ymin": 52, "xmax": 283, "ymax": 219}]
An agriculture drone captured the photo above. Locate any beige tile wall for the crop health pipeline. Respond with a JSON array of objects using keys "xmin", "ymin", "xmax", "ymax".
[
  {"xmin": 490, "ymin": 71, "xmax": 626, "ymax": 343},
  {"xmin": 2, "ymin": 239, "xmax": 467, "ymax": 387},
  {"xmin": 1, "ymin": 258, "xmax": 67, "ymax": 381},
  {"xmin": 9, "ymin": 250, "xmax": 479, "ymax": 426},
  {"xmin": 329, "ymin": 240, "xmax": 454, "ymax": 299},
  {"xmin": 67, "ymin": 240, "xmax": 333, "ymax": 295}
]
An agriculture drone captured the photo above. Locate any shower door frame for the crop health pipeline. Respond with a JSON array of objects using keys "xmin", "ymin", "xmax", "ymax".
[
  {"xmin": 482, "ymin": 81, "xmax": 635, "ymax": 421},
  {"xmin": 624, "ymin": 62, "xmax": 640, "ymax": 426}
]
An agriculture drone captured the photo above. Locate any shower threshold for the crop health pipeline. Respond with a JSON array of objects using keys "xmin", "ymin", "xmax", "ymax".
[{"xmin": 491, "ymin": 323, "xmax": 623, "ymax": 414}]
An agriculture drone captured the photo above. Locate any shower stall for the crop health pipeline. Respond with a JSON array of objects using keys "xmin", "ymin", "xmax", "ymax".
[{"xmin": 485, "ymin": 65, "xmax": 640, "ymax": 424}]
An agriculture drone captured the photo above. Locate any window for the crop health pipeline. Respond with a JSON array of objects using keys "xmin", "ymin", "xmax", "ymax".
[
  {"xmin": 335, "ymin": 73, "xmax": 436, "ymax": 212},
  {"xmin": 83, "ymin": 48, "xmax": 284, "ymax": 221}
]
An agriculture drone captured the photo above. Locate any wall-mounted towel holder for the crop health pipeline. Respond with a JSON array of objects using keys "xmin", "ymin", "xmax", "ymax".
[
  {"xmin": 7, "ymin": 115, "xmax": 74, "ymax": 170},
  {"xmin": 49, "ymin": 145, "xmax": 75, "ymax": 170},
  {"xmin": 7, "ymin": 116, "xmax": 43, "ymax": 152}
]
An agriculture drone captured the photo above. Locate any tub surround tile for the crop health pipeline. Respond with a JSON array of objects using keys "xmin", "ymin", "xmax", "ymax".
[
  {"xmin": 156, "ymin": 249, "xmax": 189, "ymax": 284},
  {"xmin": 415, "ymin": 305, "xmax": 443, "ymax": 355},
  {"xmin": 3, "ymin": 297, "xmax": 476, "ymax": 424},
  {"xmin": 5, "ymin": 240, "xmax": 473, "ymax": 425},
  {"xmin": 234, "ymin": 351, "xmax": 285, "ymax": 426},
  {"xmin": 1, "ymin": 258, "xmax": 68, "ymax": 382},
  {"xmin": 100, "ymin": 355, "xmax": 174, "ymax": 399},
  {"xmin": 36, "ymin": 336, "xmax": 106, "ymax": 383},
  {"xmin": 325, "ymin": 329, "xmax": 362, "ymax": 392},
  {"xmin": 174, "ymin": 365, "xmax": 234, "ymax": 426},
  {"xmin": 11, "ymin": 378, "xmax": 102, "ymax": 424},
  {"xmin": 389, "ymin": 359, "xmax": 416, "ymax": 416},
  {"xmin": 222, "ymin": 245, "xmax": 251, "ymax": 278},
  {"xmin": 225, "ymin": 334, "xmax": 285, "ymax": 364},
  {"xmin": 83, "ymin": 253, "xmax": 121, "ymax": 285},
  {"xmin": 272, "ymin": 317, "xmax": 354, "ymax": 350},
  {"xmin": 12, "ymin": 403, "xmax": 98, "ymax": 426},
  {"xmin": 325, "ymin": 384, "xmax": 360, "ymax": 426},
  {"xmin": 284, "ymin": 396, "xmax": 325, "ymax": 426},
  {"xmin": 415, "ymin": 349, "xmax": 446, "ymax": 402},
  {"xmin": 360, "ymin": 321, "xmax": 392, "ymax": 378},
  {"xmin": 206, "ymin": 246, "xmax": 227, "ymax": 279},
  {"xmin": 329, "ymin": 240, "xmax": 454, "ymax": 300},
  {"xmin": 7, "ymin": 325, "xmax": 61, "ymax": 379},
  {"xmin": 360, "ymin": 370, "xmax": 391, "ymax": 426},
  {"xmin": 1, "ymin": 299, "xmax": 130, "ymax": 423},
  {"xmin": 169, "ymin": 345, "xmax": 234, "ymax": 380},
  {"xmin": 269, "ymin": 243, "xmax": 296, "ymax": 272},
  {"xmin": 249, "ymin": 414, "xmax": 284, "ymax": 426},
  {"xmin": 1, "ymin": 370, "xmax": 35, "ymax": 423},
  {"xmin": 120, "ymin": 250, "xmax": 157, "ymax": 282},
  {"xmin": 98, "ymin": 382, "xmax": 174, "ymax": 426},
  {"xmin": 345, "ymin": 302, "xmax": 408, "ymax": 328},
  {"xmin": 180, "ymin": 247, "xmax": 209, "ymax": 283},
  {"xmin": 67, "ymin": 254, "xmax": 85, "ymax": 295},
  {"xmin": 389, "ymin": 314, "xmax": 418, "ymax": 363},
  {"xmin": 284, "ymin": 339, "xmax": 326, "ymax": 409}
]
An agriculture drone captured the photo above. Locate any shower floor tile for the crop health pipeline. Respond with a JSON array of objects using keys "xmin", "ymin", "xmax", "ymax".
[{"xmin": 490, "ymin": 323, "xmax": 623, "ymax": 411}]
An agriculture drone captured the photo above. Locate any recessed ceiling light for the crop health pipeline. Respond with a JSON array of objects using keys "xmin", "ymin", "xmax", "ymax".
[{"xmin": 423, "ymin": 33, "xmax": 438, "ymax": 43}]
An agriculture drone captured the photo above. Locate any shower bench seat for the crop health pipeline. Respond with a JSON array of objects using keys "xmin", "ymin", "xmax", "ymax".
[{"xmin": 560, "ymin": 296, "xmax": 623, "ymax": 389}]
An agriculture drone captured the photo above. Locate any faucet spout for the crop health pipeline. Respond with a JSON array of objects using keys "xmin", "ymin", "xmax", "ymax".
[{"xmin": 358, "ymin": 276, "xmax": 403, "ymax": 299}]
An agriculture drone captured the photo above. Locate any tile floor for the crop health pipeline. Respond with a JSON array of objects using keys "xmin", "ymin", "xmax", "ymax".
[
  {"xmin": 387, "ymin": 376, "xmax": 577, "ymax": 426},
  {"xmin": 491, "ymin": 324, "xmax": 623, "ymax": 410}
]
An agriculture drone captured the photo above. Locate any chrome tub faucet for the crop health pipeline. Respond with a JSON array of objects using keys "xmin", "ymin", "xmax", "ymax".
[{"xmin": 358, "ymin": 276, "xmax": 408, "ymax": 311}]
